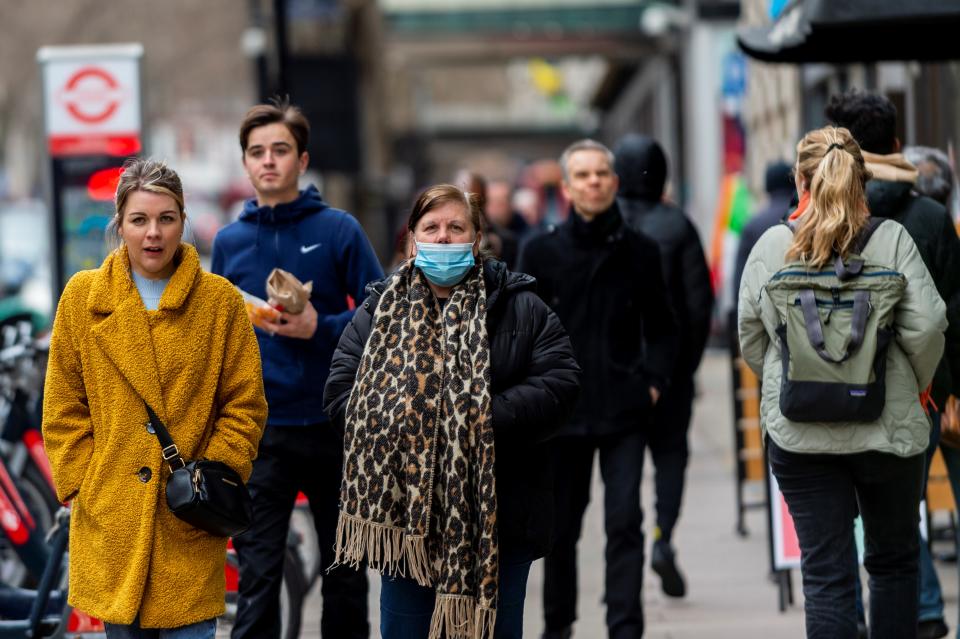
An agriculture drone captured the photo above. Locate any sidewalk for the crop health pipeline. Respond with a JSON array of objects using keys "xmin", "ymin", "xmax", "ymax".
[
  {"xmin": 521, "ymin": 349, "xmax": 809, "ymax": 638},
  {"xmin": 272, "ymin": 349, "xmax": 960, "ymax": 637}
]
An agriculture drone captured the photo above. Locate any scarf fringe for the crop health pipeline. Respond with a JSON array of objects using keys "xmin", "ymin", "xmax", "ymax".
[
  {"xmin": 332, "ymin": 512, "xmax": 433, "ymax": 587},
  {"xmin": 428, "ymin": 595, "xmax": 496, "ymax": 639}
]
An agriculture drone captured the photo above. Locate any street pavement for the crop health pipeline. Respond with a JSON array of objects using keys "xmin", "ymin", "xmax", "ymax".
[{"xmin": 226, "ymin": 349, "xmax": 960, "ymax": 638}]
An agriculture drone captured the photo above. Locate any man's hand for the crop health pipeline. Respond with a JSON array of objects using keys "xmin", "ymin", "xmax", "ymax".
[
  {"xmin": 649, "ymin": 386, "xmax": 661, "ymax": 407},
  {"xmin": 259, "ymin": 300, "xmax": 318, "ymax": 340}
]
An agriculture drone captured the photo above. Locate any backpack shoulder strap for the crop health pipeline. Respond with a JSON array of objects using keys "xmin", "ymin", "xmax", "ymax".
[
  {"xmin": 852, "ymin": 217, "xmax": 886, "ymax": 255},
  {"xmin": 834, "ymin": 217, "xmax": 887, "ymax": 281}
]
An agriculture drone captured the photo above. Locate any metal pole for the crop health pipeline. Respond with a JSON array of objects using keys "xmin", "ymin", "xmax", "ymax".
[{"xmin": 273, "ymin": 0, "xmax": 289, "ymax": 96}]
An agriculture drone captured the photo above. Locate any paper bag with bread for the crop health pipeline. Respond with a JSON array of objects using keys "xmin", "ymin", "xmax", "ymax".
[{"xmin": 265, "ymin": 268, "xmax": 313, "ymax": 314}]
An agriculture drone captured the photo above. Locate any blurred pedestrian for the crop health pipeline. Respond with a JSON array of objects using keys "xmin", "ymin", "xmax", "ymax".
[
  {"xmin": 904, "ymin": 145, "xmax": 956, "ymax": 212},
  {"xmin": 739, "ymin": 126, "xmax": 946, "ymax": 639},
  {"xmin": 212, "ymin": 98, "xmax": 383, "ymax": 639},
  {"xmin": 827, "ymin": 90, "xmax": 960, "ymax": 639},
  {"xmin": 733, "ymin": 160, "xmax": 794, "ymax": 293},
  {"xmin": 488, "ymin": 179, "xmax": 531, "ymax": 250},
  {"xmin": 488, "ymin": 180, "xmax": 528, "ymax": 233},
  {"xmin": 42, "ymin": 158, "xmax": 268, "ymax": 638},
  {"xmin": 902, "ymin": 143, "xmax": 960, "ymax": 639},
  {"xmin": 613, "ymin": 134, "xmax": 713, "ymax": 598},
  {"xmin": 519, "ymin": 139, "xmax": 678, "ymax": 639},
  {"xmin": 456, "ymin": 170, "xmax": 522, "ymax": 268},
  {"xmin": 324, "ymin": 184, "xmax": 581, "ymax": 639}
]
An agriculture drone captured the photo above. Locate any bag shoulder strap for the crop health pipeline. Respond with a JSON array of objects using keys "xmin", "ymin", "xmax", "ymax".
[
  {"xmin": 833, "ymin": 217, "xmax": 886, "ymax": 281},
  {"xmin": 852, "ymin": 217, "xmax": 886, "ymax": 255},
  {"xmin": 143, "ymin": 402, "xmax": 187, "ymax": 471}
]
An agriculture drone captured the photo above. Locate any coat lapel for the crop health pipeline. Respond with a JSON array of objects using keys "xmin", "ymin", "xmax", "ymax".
[{"xmin": 86, "ymin": 245, "xmax": 201, "ymax": 421}]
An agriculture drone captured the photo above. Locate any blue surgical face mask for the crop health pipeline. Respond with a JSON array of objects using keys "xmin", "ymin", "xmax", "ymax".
[{"xmin": 414, "ymin": 242, "xmax": 476, "ymax": 287}]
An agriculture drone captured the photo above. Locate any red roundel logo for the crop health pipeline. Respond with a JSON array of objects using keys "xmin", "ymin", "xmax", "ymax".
[{"xmin": 60, "ymin": 66, "xmax": 122, "ymax": 124}]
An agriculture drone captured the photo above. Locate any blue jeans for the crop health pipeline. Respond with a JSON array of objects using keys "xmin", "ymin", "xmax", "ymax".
[
  {"xmin": 104, "ymin": 617, "xmax": 216, "ymax": 639},
  {"xmin": 768, "ymin": 440, "xmax": 924, "ymax": 639},
  {"xmin": 380, "ymin": 561, "xmax": 532, "ymax": 639},
  {"xmin": 919, "ymin": 411, "xmax": 945, "ymax": 622}
]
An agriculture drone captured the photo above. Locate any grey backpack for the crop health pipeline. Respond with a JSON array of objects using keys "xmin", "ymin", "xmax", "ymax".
[{"xmin": 765, "ymin": 218, "xmax": 906, "ymax": 423}]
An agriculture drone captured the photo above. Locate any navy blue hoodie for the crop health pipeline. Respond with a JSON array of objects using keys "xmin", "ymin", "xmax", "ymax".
[{"xmin": 211, "ymin": 185, "xmax": 384, "ymax": 427}]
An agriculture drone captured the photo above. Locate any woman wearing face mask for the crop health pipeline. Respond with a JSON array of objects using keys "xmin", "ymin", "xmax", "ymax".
[
  {"xmin": 324, "ymin": 183, "xmax": 581, "ymax": 639},
  {"xmin": 42, "ymin": 158, "xmax": 267, "ymax": 638}
]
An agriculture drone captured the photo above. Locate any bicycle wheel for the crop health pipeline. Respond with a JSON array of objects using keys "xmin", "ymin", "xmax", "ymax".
[
  {"xmin": 280, "ymin": 546, "xmax": 307, "ymax": 639},
  {"xmin": 218, "ymin": 546, "xmax": 307, "ymax": 638},
  {"xmin": 0, "ymin": 470, "xmax": 56, "ymax": 587}
]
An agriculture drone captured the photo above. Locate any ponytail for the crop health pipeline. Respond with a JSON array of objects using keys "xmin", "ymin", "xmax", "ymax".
[{"xmin": 786, "ymin": 127, "xmax": 871, "ymax": 268}]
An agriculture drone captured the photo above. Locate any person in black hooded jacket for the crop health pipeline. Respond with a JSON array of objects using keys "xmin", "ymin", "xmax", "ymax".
[
  {"xmin": 613, "ymin": 134, "xmax": 713, "ymax": 599},
  {"xmin": 519, "ymin": 140, "xmax": 678, "ymax": 639},
  {"xmin": 826, "ymin": 88, "xmax": 960, "ymax": 639},
  {"xmin": 324, "ymin": 184, "xmax": 580, "ymax": 639},
  {"xmin": 826, "ymin": 90, "xmax": 960, "ymax": 410}
]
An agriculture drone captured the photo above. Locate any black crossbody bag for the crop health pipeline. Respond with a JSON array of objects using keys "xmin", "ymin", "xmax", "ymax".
[{"xmin": 144, "ymin": 403, "xmax": 252, "ymax": 537}]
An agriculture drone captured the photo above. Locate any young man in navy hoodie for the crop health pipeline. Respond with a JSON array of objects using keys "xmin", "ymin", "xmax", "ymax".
[{"xmin": 212, "ymin": 99, "xmax": 383, "ymax": 639}]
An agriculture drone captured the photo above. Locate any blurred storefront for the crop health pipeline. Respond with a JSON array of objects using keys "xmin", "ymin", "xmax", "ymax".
[{"xmin": 737, "ymin": 0, "xmax": 960, "ymax": 211}]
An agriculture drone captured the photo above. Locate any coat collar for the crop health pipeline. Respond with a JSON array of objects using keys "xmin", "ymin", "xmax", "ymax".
[
  {"xmin": 87, "ymin": 244, "xmax": 201, "ymax": 314},
  {"xmin": 85, "ymin": 244, "xmax": 202, "ymax": 420}
]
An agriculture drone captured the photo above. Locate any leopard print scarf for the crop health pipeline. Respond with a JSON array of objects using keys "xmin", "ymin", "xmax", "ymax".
[{"xmin": 334, "ymin": 259, "xmax": 498, "ymax": 639}]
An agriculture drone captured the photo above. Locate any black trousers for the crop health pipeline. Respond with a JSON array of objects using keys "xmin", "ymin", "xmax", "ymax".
[
  {"xmin": 231, "ymin": 425, "xmax": 369, "ymax": 639},
  {"xmin": 768, "ymin": 440, "xmax": 923, "ymax": 639},
  {"xmin": 543, "ymin": 430, "xmax": 646, "ymax": 639},
  {"xmin": 647, "ymin": 378, "xmax": 695, "ymax": 543}
]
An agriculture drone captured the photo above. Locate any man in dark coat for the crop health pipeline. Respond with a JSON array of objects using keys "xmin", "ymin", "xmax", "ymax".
[
  {"xmin": 519, "ymin": 139, "xmax": 678, "ymax": 639},
  {"xmin": 827, "ymin": 89, "xmax": 960, "ymax": 639},
  {"xmin": 613, "ymin": 134, "xmax": 713, "ymax": 599}
]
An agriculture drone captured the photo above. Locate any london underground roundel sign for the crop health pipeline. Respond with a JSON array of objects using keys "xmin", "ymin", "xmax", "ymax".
[
  {"xmin": 38, "ymin": 44, "xmax": 143, "ymax": 157},
  {"xmin": 62, "ymin": 66, "xmax": 123, "ymax": 124}
]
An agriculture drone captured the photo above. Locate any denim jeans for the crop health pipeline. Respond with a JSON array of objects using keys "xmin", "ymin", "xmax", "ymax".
[
  {"xmin": 380, "ymin": 561, "xmax": 532, "ymax": 639},
  {"xmin": 768, "ymin": 440, "xmax": 924, "ymax": 639},
  {"xmin": 919, "ymin": 438, "xmax": 960, "ymax": 626},
  {"xmin": 919, "ymin": 411, "xmax": 945, "ymax": 622},
  {"xmin": 941, "ymin": 444, "xmax": 960, "ymax": 628},
  {"xmin": 104, "ymin": 617, "xmax": 216, "ymax": 639}
]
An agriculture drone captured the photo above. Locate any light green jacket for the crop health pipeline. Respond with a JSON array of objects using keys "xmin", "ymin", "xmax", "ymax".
[{"xmin": 738, "ymin": 220, "xmax": 946, "ymax": 457}]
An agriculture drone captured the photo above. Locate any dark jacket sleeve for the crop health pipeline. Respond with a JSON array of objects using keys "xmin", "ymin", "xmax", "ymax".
[
  {"xmin": 638, "ymin": 238, "xmax": 679, "ymax": 390},
  {"xmin": 322, "ymin": 294, "xmax": 375, "ymax": 434},
  {"xmin": 491, "ymin": 294, "xmax": 581, "ymax": 444},
  {"xmin": 679, "ymin": 219, "xmax": 714, "ymax": 374},
  {"xmin": 933, "ymin": 211, "xmax": 960, "ymax": 397}
]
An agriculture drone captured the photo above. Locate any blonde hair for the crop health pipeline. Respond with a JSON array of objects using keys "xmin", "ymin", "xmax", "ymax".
[
  {"xmin": 786, "ymin": 127, "xmax": 872, "ymax": 268},
  {"xmin": 107, "ymin": 158, "xmax": 186, "ymax": 249}
]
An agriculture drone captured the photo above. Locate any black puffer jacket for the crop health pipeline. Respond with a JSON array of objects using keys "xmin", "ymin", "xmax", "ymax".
[
  {"xmin": 867, "ymin": 179, "xmax": 960, "ymax": 404},
  {"xmin": 323, "ymin": 259, "xmax": 581, "ymax": 562},
  {"xmin": 518, "ymin": 204, "xmax": 678, "ymax": 437},
  {"xmin": 615, "ymin": 135, "xmax": 713, "ymax": 380}
]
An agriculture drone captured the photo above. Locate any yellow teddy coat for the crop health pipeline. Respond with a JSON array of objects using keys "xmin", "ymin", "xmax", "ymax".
[{"xmin": 41, "ymin": 244, "xmax": 267, "ymax": 628}]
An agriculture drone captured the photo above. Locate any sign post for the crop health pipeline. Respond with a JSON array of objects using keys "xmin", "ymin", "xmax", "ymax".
[{"xmin": 37, "ymin": 43, "xmax": 143, "ymax": 301}]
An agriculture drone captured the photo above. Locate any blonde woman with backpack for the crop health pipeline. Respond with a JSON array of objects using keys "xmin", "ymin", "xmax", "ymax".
[{"xmin": 738, "ymin": 126, "xmax": 946, "ymax": 639}]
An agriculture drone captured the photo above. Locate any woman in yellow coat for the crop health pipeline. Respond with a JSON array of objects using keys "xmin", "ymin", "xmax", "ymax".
[{"xmin": 42, "ymin": 158, "xmax": 267, "ymax": 638}]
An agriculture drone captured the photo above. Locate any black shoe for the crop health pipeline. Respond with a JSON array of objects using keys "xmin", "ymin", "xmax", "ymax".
[
  {"xmin": 541, "ymin": 629, "xmax": 572, "ymax": 639},
  {"xmin": 919, "ymin": 618, "xmax": 949, "ymax": 639},
  {"xmin": 651, "ymin": 540, "xmax": 687, "ymax": 598},
  {"xmin": 857, "ymin": 621, "xmax": 868, "ymax": 639}
]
